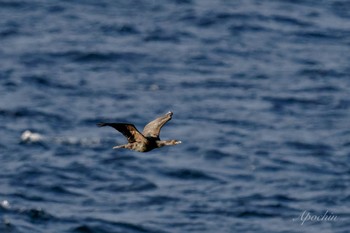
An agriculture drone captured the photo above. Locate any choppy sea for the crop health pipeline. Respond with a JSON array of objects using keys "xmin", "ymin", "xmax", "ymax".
[{"xmin": 1, "ymin": 0, "xmax": 350, "ymax": 232}]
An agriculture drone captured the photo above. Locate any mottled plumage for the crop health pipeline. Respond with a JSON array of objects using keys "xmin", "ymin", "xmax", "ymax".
[{"xmin": 97, "ymin": 112, "xmax": 181, "ymax": 152}]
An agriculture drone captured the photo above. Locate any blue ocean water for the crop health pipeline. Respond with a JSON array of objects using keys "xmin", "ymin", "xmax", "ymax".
[{"xmin": 1, "ymin": 0, "xmax": 350, "ymax": 232}]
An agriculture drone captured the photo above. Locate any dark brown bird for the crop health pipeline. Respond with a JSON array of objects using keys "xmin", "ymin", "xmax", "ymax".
[{"xmin": 97, "ymin": 111, "xmax": 181, "ymax": 152}]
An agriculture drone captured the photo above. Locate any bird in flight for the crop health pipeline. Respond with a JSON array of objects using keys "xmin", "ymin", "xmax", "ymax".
[{"xmin": 97, "ymin": 111, "xmax": 181, "ymax": 152}]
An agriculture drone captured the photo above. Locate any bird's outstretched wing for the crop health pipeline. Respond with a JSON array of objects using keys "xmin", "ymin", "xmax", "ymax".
[
  {"xmin": 97, "ymin": 123, "xmax": 146, "ymax": 143},
  {"xmin": 142, "ymin": 112, "xmax": 173, "ymax": 139}
]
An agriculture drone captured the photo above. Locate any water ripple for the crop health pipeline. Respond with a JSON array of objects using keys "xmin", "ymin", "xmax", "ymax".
[{"xmin": 1, "ymin": 0, "xmax": 349, "ymax": 232}]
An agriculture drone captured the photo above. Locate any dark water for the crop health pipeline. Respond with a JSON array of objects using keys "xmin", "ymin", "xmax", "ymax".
[{"xmin": 1, "ymin": 0, "xmax": 350, "ymax": 232}]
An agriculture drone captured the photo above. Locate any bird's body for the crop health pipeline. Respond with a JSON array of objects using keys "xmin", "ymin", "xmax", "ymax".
[{"xmin": 97, "ymin": 112, "xmax": 181, "ymax": 152}]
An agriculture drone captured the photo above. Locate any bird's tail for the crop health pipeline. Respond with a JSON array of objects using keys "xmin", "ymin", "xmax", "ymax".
[{"xmin": 97, "ymin": 122, "xmax": 108, "ymax": 127}]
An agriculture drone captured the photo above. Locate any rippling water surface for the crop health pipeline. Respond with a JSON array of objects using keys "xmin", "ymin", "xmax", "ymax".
[{"xmin": 1, "ymin": 0, "xmax": 350, "ymax": 232}]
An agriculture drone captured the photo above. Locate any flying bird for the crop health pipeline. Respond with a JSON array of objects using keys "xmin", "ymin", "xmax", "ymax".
[{"xmin": 97, "ymin": 111, "xmax": 181, "ymax": 152}]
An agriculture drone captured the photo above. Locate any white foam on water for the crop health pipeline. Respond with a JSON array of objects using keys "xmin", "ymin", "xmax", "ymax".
[{"xmin": 20, "ymin": 130, "xmax": 44, "ymax": 143}]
